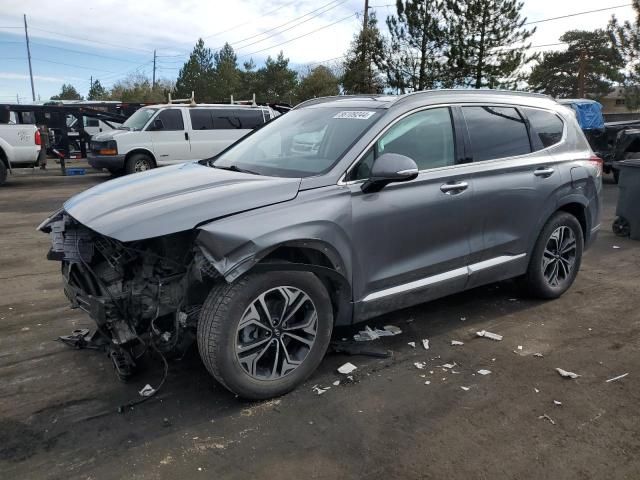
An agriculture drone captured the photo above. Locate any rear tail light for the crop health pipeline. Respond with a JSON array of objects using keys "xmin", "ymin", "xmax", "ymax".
[
  {"xmin": 35, "ymin": 129, "xmax": 41, "ymax": 146},
  {"xmin": 589, "ymin": 155, "xmax": 603, "ymax": 177}
]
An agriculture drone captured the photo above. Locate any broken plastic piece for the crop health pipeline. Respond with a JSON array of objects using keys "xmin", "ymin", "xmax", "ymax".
[
  {"xmin": 517, "ymin": 345, "xmax": 523, "ymax": 350},
  {"xmin": 312, "ymin": 385, "xmax": 330, "ymax": 395},
  {"xmin": 338, "ymin": 362, "xmax": 357, "ymax": 374},
  {"xmin": 332, "ymin": 380, "xmax": 340, "ymax": 386},
  {"xmin": 425, "ymin": 380, "xmax": 431, "ymax": 385},
  {"xmin": 451, "ymin": 340, "xmax": 464, "ymax": 346},
  {"xmin": 534, "ymin": 388, "xmax": 540, "ymax": 393},
  {"xmin": 539, "ymin": 414, "xmax": 556, "ymax": 425},
  {"xmin": 606, "ymin": 372, "xmax": 629, "ymax": 383},
  {"xmin": 414, "ymin": 362, "xmax": 426, "ymax": 369},
  {"xmin": 442, "ymin": 363, "xmax": 456, "ymax": 369},
  {"xmin": 476, "ymin": 330, "xmax": 503, "ymax": 341},
  {"xmin": 478, "ymin": 369, "xmax": 491, "ymax": 375},
  {"xmin": 383, "ymin": 325, "xmax": 402, "ymax": 335},
  {"xmin": 533, "ymin": 353, "xmax": 544, "ymax": 357},
  {"xmin": 353, "ymin": 324, "xmax": 402, "ymax": 341},
  {"xmin": 553, "ymin": 400, "xmax": 562, "ymax": 406},
  {"xmin": 460, "ymin": 386, "xmax": 470, "ymax": 391},
  {"xmin": 422, "ymin": 339, "xmax": 430, "ymax": 350},
  {"xmin": 556, "ymin": 368, "xmax": 580, "ymax": 379},
  {"xmin": 139, "ymin": 384, "xmax": 156, "ymax": 397},
  {"xmin": 408, "ymin": 342, "xmax": 416, "ymax": 348}
]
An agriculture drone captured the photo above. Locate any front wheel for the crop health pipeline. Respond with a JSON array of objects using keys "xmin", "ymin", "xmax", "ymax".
[
  {"xmin": 125, "ymin": 153, "xmax": 154, "ymax": 175},
  {"xmin": 521, "ymin": 212, "xmax": 584, "ymax": 299},
  {"xmin": 197, "ymin": 271, "xmax": 333, "ymax": 400}
]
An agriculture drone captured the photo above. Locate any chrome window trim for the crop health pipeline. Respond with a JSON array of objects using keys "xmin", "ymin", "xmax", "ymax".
[
  {"xmin": 338, "ymin": 103, "xmax": 568, "ymax": 186},
  {"xmin": 362, "ymin": 253, "xmax": 526, "ymax": 302}
]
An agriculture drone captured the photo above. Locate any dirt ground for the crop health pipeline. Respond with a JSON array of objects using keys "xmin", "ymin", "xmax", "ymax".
[{"xmin": 0, "ymin": 168, "xmax": 638, "ymax": 480}]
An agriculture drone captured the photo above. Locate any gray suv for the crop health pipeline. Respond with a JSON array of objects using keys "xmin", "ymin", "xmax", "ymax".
[{"xmin": 39, "ymin": 90, "xmax": 602, "ymax": 399}]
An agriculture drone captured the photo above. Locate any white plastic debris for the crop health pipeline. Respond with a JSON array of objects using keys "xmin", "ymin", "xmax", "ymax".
[
  {"xmin": 553, "ymin": 400, "xmax": 562, "ymax": 406},
  {"xmin": 332, "ymin": 380, "xmax": 340, "ymax": 386},
  {"xmin": 408, "ymin": 342, "xmax": 416, "ymax": 348},
  {"xmin": 354, "ymin": 325, "xmax": 402, "ymax": 341},
  {"xmin": 478, "ymin": 369, "xmax": 492, "ymax": 376},
  {"xmin": 338, "ymin": 362, "xmax": 357, "ymax": 374},
  {"xmin": 139, "ymin": 384, "xmax": 156, "ymax": 397},
  {"xmin": 538, "ymin": 414, "xmax": 556, "ymax": 425},
  {"xmin": 476, "ymin": 330, "xmax": 503, "ymax": 341},
  {"xmin": 606, "ymin": 372, "xmax": 629, "ymax": 383},
  {"xmin": 442, "ymin": 363, "xmax": 456, "ymax": 369},
  {"xmin": 613, "ymin": 245, "xmax": 621, "ymax": 249},
  {"xmin": 414, "ymin": 362, "xmax": 426, "ymax": 370},
  {"xmin": 556, "ymin": 368, "xmax": 580, "ymax": 379},
  {"xmin": 425, "ymin": 380, "xmax": 431, "ymax": 385},
  {"xmin": 383, "ymin": 325, "xmax": 402, "ymax": 335},
  {"xmin": 422, "ymin": 339, "xmax": 430, "ymax": 350},
  {"xmin": 460, "ymin": 386, "xmax": 470, "ymax": 391},
  {"xmin": 533, "ymin": 353, "xmax": 544, "ymax": 358},
  {"xmin": 517, "ymin": 345, "xmax": 523, "ymax": 350},
  {"xmin": 451, "ymin": 340, "xmax": 464, "ymax": 346},
  {"xmin": 460, "ymin": 317, "xmax": 467, "ymax": 321},
  {"xmin": 534, "ymin": 388, "xmax": 540, "ymax": 393},
  {"xmin": 312, "ymin": 385, "xmax": 330, "ymax": 395}
]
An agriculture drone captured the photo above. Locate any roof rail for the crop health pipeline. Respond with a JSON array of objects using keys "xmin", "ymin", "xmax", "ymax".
[
  {"xmin": 393, "ymin": 88, "xmax": 553, "ymax": 106},
  {"xmin": 167, "ymin": 91, "xmax": 196, "ymax": 106},
  {"xmin": 294, "ymin": 94, "xmax": 388, "ymax": 110}
]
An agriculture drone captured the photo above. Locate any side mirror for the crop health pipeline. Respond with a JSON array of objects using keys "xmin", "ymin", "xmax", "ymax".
[
  {"xmin": 361, "ymin": 153, "xmax": 419, "ymax": 193},
  {"xmin": 148, "ymin": 118, "xmax": 163, "ymax": 131}
]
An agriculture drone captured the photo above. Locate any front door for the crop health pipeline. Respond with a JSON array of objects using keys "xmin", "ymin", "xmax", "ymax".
[
  {"xmin": 148, "ymin": 108, "xmax": 191, "ymax": 164},
  {"xmin": 347, "ymin": 107, "xmax": 475, "ymax": 318}
]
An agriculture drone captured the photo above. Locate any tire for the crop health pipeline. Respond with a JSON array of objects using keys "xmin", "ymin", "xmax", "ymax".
[
  {"xmin": 0, "ymin": 161, "xmax": 6, "ymax": 186},
  {"xmin": 197, "ymin": 271, "xmax": 333, "ymax": 400},
  {"xmin": 125, "ymin": 153, "xmax": 154, "ymax": 175},
  {"xmin": 521, "ymin": 212, "xmax": 584, "ymax": 299}
]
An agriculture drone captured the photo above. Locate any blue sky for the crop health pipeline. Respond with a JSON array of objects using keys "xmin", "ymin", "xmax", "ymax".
[{"xmin": 0, "ymin": 0, "xmax": 635, "ymax": 102}]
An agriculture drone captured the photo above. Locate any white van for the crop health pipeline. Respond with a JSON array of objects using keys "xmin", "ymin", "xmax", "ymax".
[{"xmin": 88, "ymin": 104, "xmax": 277, "ymax": 174}]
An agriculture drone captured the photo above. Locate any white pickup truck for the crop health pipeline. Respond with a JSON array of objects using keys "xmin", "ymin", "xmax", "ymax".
[{"xmin": 0, "ymin": 124, "xmax": 41, "ymax": 185}]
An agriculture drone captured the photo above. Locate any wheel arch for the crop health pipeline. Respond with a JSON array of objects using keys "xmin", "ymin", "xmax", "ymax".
[{"xmin": 124, "ymin": 148, "xmax": 156, "ymax": 167}]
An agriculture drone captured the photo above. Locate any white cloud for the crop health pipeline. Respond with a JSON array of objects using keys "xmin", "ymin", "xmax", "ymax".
[{"xmin": 0, "ymin": 72, "xmax": 82, "ymax": 83}]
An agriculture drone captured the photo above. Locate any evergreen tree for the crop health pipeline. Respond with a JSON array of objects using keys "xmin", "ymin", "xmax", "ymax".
[
  {"xmin": 342, "ymin": 13, "xmax": 386, "ymax": 94},
  {"xmin": 239, "ymin": 59, "xmax": 260, "ymax": 100},
  {"xmin": 50, "ymin": 83, "xmax": 83, "ymax": 100},
  {"xmin": 174, "ymin": 38, "xmax": 215, "ymax": 102},
  {"xmin": 296, "ymin": 65, "xmax": 340, "ymax": 101},
  {"xmin": 87, "ymin": 79, "xmax": 108, "ymax": 100},
  {"xmin": 609, "ymin": 0, "xmax": 640, "ymax": 108},
  {"xmin": 528, "ymin": 30, "xmax": 624, "ymax": 99},
  {"xmin": 384, "ymin": 0, "xmax": 448, "ymax": 92},
  {"xmin": 256, "ymin": 52, "xmax": 298, "ymax": 103},
  {"xmin": 213, "ymin": 43, "xmax": 240, "ymax": 101},
  {"xmin": 445, "ymin": 0, "xmax": 535, "ymax": 88}
]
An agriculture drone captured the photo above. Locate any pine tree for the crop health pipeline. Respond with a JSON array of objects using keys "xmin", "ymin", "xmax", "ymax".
[
  {"xmin": 213, "ymin": 43, "xmax": 240, "ymax": 101},
  {"xmin": 296, "ymin": 65, "xmax": 340, "ymax": 102},
  {"xmin": 174, "ymin": 38, "xmax": 215, "ymax": 102},
  {"xmin": 445, "ymin": 0, "xmax": 535, "ymax": 89},
  {"xmin": 609, "ymin": 0, "xmax": 640, "ymax": 108},
  {"xmin": 528, "ymin": 30, "xmax": 623, "ymax": 99},
  {"xmin": 50, "ymin": 83, "xmax": 83, "ymax": 100},
  {"xmin": 87, "ymin": 79, "xmax": 108, "ymax": 100},
  {"xmin": 384, "ymin": 0, "xmax": 448, "ymax": 92},
  {"xmin": 342, "ymin": 13, "xmax": 386, "ymax": 94},
  {"xmin": 239, "ymin": 59, "xmax": 260, "ymax": 100},
  {"xmin": 256, "ymin": 52, "xmax": 298, "ymax": 103}
]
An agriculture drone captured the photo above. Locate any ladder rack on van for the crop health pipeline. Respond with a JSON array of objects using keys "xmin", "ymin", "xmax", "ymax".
[
  {"xmin": 230, "ymin": 93, "xmax": 257, "ymax": 107},
  {"xmin": 167, "ymin": 91, "xmax": 196, "ymax": 106}
]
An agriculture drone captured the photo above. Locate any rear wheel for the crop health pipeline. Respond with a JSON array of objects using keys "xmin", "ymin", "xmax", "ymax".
[
  {"xmin": 521, "ymin": 212, "xmax": 584, "ymax": 299},
  {"xmin": 125, "ymin": 153, "xmax": 154, "ymax": 174},
  {"xmin": 197, "ymin": 271, "xmax": 333, "ymax": 399}
]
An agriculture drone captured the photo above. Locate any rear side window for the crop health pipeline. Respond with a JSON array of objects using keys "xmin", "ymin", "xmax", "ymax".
[
  {"xmin": 211, "ymin": 109, "xmax": 264, "ymax": 130},
  {"xmin": 156, "ymin": 109, "xmax": 184, "ymax": 131},
  {"xmin": 523, "ymin": 108, "xmax": 564, "ymax": 150},
  {"xmin": 463, "ymin": 106, "xmax": 531, "ymax": 161},
  {"xmin": 189, "ymin": 109, "xmax": 214, "ymax": 130}
]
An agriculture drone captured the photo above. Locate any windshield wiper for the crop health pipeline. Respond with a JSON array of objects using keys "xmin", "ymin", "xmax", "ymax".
[{"xmin": 214, "ymin": 164, "xmax": 260, "ymax": 175}]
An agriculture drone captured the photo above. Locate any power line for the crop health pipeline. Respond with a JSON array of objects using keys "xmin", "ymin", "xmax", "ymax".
[
  {"xmin": 29, "ymin": 42, "xmax": 143, "ymax": 63},
  {"xmin": 27, "ymin": 26, "xmax": 153, "ymax": 53},
  {"xmin": 31, "ymin": 57, "xmax": 117, "ymax": 73},
  {"xmin": 523, "ymin": 3, "xmax": 631, "ymax": 26}
]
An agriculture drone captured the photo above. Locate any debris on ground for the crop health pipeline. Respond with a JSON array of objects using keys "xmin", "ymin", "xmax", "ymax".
[
  {"xmin": 553, "ymin": 400, "xmax": 562, "ymax": 406},
  {"xmin": 476, "ymin": 330, "xmax": 503, "ymax": 341},
  {"xmin": 338, "ymin": 362, "xmax": 357, "ymax": 374},
  {"xmin": 408, "ymin": 342, "xmax": 416, "ymax": 348},
  {"xmin": 414, "ymin": 362, "xmax": 426, "ymax": 370},
  {"xmin": 460, "ymin": 386, "xmax": 470, "ymax": 391},
  {"xmin": 422, "ymin": 339, "xmax": 430, "ymax": 350},
  {"xmin": 534, "ymin": 388, "xmax": 540, "ymax": 393},
  {"xmin": 539, "ymin": 414, "xmax": 556, "ymax": 425},
  {"xmin": 332, "ymin": 380, "xmax": 340, "ymax": 386},
  {"xmin": 533, "ymin": 353, "xmax": 544, "ymax": 358},
  {"xmin": 478, "ymin": 369, "xmax": 492, "ymax": 375},
  {"xmin": 312, "ymin": 385, "xmax": 330, "ymax": 395},
  {"xmin": 330, "ymin": 341, "xmax": 391, "ymax": 358},
  {"xmin": 139, "ymin": 384, "xmax": 156, "ymax": 397},
  {"xmin": 606, "ymin": 372, "xmax": 629, "ymax": 383},
  {"xmin": 353, "ymin": 325, "xmax": 402, "ymax": 342},
  {"xmin": 442, "ymin": 363, "xmax": 456, "ymax": 369},
  {"xmin": 451, "ymin": 340, "xmax": 464, "ymax": 346},
  {"xmin": 517, "ymin": 345, "xmax": 523, "ymax": 350},
  {"xmin": 460, "ymin": 317, "xmax": 466, "ymax": 321},
  {"xmin": 613, "ymin": 245, "xmax": 621, "ymax": 249},
  {"xmin": 425, "ymin": 380, "xmax": 431, "ymax": 385},
  {"xmin": 556, "ymin": 368, "xmax": 580, "ymax": 379}
]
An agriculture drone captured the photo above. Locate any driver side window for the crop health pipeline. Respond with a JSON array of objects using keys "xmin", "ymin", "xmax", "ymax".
[{"xmin": 349, "ymin": 107, "xmax": 455, "ymax": 181}]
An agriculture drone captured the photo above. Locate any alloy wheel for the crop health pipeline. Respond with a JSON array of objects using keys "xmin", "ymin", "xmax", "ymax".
[
  {"xmin": 542, "ymin": 226, "xmax": 576, "ymax": 287},
  {"xmin": 235, "ymin": 286, "xmax": 318, "ymax": 380},
  {"xmin": 134, "ymin": 158, "xmax": 150, "ymax": 172}
]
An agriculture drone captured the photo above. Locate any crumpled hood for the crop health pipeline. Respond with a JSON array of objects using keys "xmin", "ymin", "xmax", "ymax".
[{"xmin": 64, "ymin": 162, "xmax": 301, "ymax": 242}]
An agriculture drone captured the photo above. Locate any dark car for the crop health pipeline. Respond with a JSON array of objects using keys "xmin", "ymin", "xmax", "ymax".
[{"xmin": 39, "ymin": 90, "xmax": 602, "ymax": 399}]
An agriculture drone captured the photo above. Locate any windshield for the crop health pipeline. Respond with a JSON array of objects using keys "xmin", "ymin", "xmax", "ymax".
[
  {"xmin": 212, "ymin": 107, "xmax": 380, "ymax": 177},
  {"xmin": 121, "ymin": 108, "xmax": 157, "ymax": 131}
]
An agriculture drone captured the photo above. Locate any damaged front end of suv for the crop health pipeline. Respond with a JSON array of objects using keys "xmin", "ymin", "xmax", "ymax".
[{"xmin": 40, "ymin": 210, "xmax": 218, "ymax": 378}]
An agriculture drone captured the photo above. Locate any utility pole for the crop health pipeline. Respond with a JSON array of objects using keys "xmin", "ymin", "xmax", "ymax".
[
  {"xmin": 363, "ymin": 0, "xmax": 369, "ymax": 29},
  {"xmin": 152, "ymin": 49, "xmax": 157, "ymax": 89},
  {"xmin": 23, "ymin": 14, "xmax": 35, "ymax": 102},
  {"xmin": 361, "ymin": 0, "xmax": 370, "ymax": 93},
  {"xmin": 578, "ymin": 49, "xmax": 586, "ymax": 98}
]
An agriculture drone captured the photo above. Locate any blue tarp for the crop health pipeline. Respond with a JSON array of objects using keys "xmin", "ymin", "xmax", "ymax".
[{"xmin": 559, "ymin": 99, "xmax": 605, "ymax": 130}]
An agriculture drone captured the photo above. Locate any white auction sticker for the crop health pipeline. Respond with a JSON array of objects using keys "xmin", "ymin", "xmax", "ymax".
[{"xmin": 333, "ymin": 111, "xmax": 376, "ymax": 120}]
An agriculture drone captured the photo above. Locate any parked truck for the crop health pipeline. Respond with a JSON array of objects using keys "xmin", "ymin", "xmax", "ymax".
[{"xmin": 0, "ymin": 122, "xmax": 41, "ymax": 185}]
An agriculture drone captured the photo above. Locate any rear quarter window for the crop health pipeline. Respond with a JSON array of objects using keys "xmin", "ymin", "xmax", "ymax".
[
  {"xmin": 523, "ymin": 108, "xmax": 564, "ymax": 150},
  {"xmin": 211, "ymin": 109, "xmax": 264, "ymax": 130}
]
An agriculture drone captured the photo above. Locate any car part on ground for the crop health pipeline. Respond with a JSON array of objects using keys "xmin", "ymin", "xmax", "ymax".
[{"xmin": 41, "ymin": 90, "xmax": 601, "ymax": 399}]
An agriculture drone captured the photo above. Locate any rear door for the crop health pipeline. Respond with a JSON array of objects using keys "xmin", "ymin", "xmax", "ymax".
[
  {"xmin": 148, "ymin": 108, "xmax": 191, "ymax": 164},
  {"xmin": 462, "ymin": 105, "xmax": 566, "ymax": 288}
]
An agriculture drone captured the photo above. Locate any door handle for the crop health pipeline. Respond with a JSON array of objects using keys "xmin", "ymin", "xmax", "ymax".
[
  {"xmin": 440, "ymin": 181, "xmax": 469, "ymax": 194},
  {"xmin": 184, "ymin": 132, "xmax": 189, "ymax": 141},
  {"xmin": 534, "ymin": 167, "xmax": 554, "ymax": 177}
]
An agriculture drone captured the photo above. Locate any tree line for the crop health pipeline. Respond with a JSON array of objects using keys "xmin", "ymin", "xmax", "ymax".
[{"xmin": 50, "ymin": 0, "xmax": 640, "ymax": 109}]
